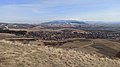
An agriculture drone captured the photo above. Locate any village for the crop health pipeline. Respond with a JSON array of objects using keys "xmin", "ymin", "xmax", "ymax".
[{"xmin": 25, "ymin": 29, "xmax": 120, "ymax": 41}]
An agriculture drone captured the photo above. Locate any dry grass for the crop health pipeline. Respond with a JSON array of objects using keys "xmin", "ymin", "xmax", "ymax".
[
  {"xmin": 0, "ymin": 33, "xmax": 16, "ymax": 40},
  {"xmin": 59, "ymin": 39, "xmax": 92, "ymax": 48},
  {"xmin": 93, "ymin": 39, "xmax": 120, "ymax": 51},
  {"xmin": 90, "ymin": 39, "xmax": 120, "ymax": 56},
  {"xmin": 0, "ymin": 40, "xmax": 120, "ymax": 67}
]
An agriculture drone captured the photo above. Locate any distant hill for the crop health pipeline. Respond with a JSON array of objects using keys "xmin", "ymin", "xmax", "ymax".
[
  {"xmin": 41, "ymin": 20, "xmax": 87, "ymax": 24},
  {"xmin": 0, "ymin": 23, "xmax": 35, "ymax": 29},
  {"xmin": 39, "ymin": 20, "xmax": 87, "ymax": 27}
]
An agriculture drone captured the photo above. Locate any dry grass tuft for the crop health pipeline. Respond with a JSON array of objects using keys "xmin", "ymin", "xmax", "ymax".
[{"xmin": 0, "ymin": 40, "xmax": 120, "ymax": 67}]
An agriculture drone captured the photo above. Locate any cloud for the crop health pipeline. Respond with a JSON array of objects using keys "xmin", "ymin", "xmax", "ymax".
[{"xmin": 0, "ymin": 0, "xmax": 120, "ymax": 23}]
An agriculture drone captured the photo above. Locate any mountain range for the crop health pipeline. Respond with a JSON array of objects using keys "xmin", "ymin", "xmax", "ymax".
[{"xmin": 41, "ymin": 20, "xmax": 87, "ymax": 24}]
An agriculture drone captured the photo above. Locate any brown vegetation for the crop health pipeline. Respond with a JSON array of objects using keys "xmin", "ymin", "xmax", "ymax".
[{"xmin": 0, "ymin": 40, "xmax": 120, "ymax": 67}]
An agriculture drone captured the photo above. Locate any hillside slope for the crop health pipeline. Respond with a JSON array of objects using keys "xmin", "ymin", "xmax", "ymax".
[{"xmin": 0, "ymin": 40, "xmax": 120, "ymax": 67}]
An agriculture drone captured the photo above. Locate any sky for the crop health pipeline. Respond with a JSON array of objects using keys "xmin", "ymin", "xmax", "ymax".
[{"xmin": 0, "ymin": 0, "xmax": 120, "ymax": 23}]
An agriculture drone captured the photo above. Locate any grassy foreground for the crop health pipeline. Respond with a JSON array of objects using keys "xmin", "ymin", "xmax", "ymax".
[{"xmin": 0, "ymin": 40, "xmax": 120, "ymax": 67}]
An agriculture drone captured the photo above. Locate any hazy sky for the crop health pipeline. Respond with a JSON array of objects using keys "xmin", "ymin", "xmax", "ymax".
[{"xmin": 0, "ymin": 0, "xmax": 120, "ymax": 23}]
